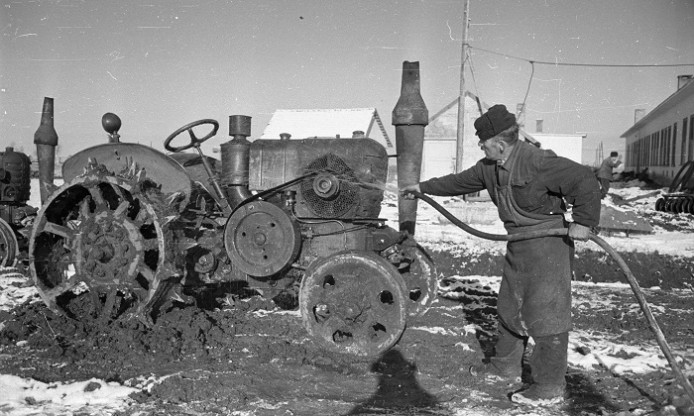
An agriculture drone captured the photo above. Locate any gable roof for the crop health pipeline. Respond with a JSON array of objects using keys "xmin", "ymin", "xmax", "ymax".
[
  {"xmin": 260, "ymin": 108, "xmax": 392, "ymax": 147},
  {"xmin": 620, "ymin": 78, "xmax": 694, "ymax": 138}
]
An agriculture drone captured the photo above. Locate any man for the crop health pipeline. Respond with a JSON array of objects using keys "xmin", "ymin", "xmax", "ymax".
[
  {"xmin": 596, "ymin": 151, "xmax": 622, "ymax": 199},
  {"xmin": 401, "ymin": 104, "xmax": 601, "ymax": 406}
]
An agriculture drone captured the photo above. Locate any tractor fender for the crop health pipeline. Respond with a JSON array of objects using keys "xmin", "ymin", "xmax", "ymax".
[{"xmin": 61, "ymin": 143, "xmax": 192, "ymax": 208}]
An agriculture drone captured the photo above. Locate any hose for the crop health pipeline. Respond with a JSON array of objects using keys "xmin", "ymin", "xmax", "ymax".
[{"xmin": 410, "ymin": 191, "xmax": 694, "ymax": 404}]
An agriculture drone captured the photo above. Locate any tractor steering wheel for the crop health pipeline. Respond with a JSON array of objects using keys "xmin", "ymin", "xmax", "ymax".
[{"xmin": 164, "ymin": 119, "xmax": 219, "ymax": 153}]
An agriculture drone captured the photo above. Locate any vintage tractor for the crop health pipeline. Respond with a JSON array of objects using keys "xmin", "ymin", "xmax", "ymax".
[
  {"xmin": 0, "ymin": 147, "xmax": 37, "ymax": 268},
  {"xmin": 28, "ymin": 63, "xmax": 435, "ymax": 358}
]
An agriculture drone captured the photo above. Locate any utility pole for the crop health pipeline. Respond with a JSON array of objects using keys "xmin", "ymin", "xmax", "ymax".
[{"xmin": 455, "ymin": 0, "xmax": 470, "ymax": 172}]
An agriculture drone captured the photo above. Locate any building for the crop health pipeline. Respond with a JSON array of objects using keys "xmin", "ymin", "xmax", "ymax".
[
  {"xmin": 531, "ymin": 133, "xmax": 585, "ymax": 165},
  {"xmin": 421, "ymin": 94, "xmax": 585, "ymax": 181},
  {"xmin": 621, "ymin": 75, "xmax": 694, "ymax": 186},
  {"xmin": 421, "ymin": 94, "xmax": 483, "ymax": 180},
  {"xmin": 260, "ymin": 108, "xmax": 393, "ymax": 153}
]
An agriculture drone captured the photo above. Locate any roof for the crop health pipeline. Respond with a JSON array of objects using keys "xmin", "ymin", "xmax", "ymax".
[
  {"xmin": 621, "ymin": 78, "xmax": 694, "ymax": 138},
  {"xmin": 260, "ymin": 108, "xmax": 392, "ymax": 147}
]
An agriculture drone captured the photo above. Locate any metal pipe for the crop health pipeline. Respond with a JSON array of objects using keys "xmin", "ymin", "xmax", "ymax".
[
  {"xmin": 221, "ymin": 115, "xmax": 253, "ymax": 209},
  {"xmin": 392, "ymin": 61, "xmax": 428, "ymax": 235},
  {"xmin": 33, "ymin": 97, "xmax": 59, "ymax": 205}
]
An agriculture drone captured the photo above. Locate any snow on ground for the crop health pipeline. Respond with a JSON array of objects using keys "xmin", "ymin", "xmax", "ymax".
[
  {"xmin": 1, "ymin": 181, "xmax": 691, "ymax": 414},
  {"xmin": 1, "ymin": 272, "xmax": 139, "ymax": 416},
  {"xmin": 380, "ymin": 182, "xmax": 694, "ymax": 257},
  {"xmin": 437, "ymin": 274, "xmax": 694, "ymax": 378},
  {"xmin": 0, "ymin": 375, "xmax": 136, "ymax": 416}
]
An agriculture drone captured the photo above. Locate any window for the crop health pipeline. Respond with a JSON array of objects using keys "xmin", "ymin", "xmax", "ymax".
[
  {"xmin": 682, "ymin": 117, "xmax": 688, "ymax": 165},
  {"xmin": 660, "ymin": 129, "xmax": 665, "ymax": 166},
  {"xmin": 670, "ymin": 123, "xmax": 677, "ymax": 166}
]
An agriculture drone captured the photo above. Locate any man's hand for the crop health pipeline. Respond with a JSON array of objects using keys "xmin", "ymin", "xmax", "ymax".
[
  {"xmin": 568, "ymin": 223, "xmax": 591, "ymax": 241},
  {"xmin": 400, "ymin": 184, "xmax": 421, "ymax": 200}
]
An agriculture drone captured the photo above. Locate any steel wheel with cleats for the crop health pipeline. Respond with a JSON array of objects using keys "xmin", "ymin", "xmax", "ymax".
[
  {"xmin": 299, "ymin": 251, "xmax": 408, "ymax": 357},
  {"xmin": 29, "ymin": 167, "xmax": 175, "ymax": 324},
  {"xmin": 0, "ymin": 218, "xmax": 18, "ymax": 268}
]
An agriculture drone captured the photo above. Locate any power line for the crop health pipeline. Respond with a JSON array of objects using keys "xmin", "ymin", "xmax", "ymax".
[{"xmin": 468, "ymin": 44, "xmax": 694, "ymax": 68}]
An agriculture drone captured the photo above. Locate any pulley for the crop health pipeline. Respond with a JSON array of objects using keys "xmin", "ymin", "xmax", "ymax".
[{"xmin": 224, "ymin": 200, "xmax": 301, "ymax": 277}]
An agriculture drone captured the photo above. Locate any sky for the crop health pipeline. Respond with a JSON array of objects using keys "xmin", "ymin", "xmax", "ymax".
[{"xmin": 1, "ymin": 0, "xmax": 694, "ymax": 164}]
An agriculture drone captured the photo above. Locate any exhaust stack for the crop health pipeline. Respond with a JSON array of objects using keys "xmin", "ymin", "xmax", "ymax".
[
  {"xmin": 220, "ymin": 115, "xmax": 253, "ymax": 209},
  {"xmin": 392, "ymin": 61, "xmax": 428, "ymax": 235},
  {"xmin": 34, "ymin": 97, "xmax": 59, "ymax": 205}
]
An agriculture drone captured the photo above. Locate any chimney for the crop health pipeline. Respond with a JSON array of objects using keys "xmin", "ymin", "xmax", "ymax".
[
  {"xmin": 352, "ymin": 130, "xmax": 365, "ymax": 138},
  {"xmin": 634, "ymin": 109, "xmax": 646, "ymax": 124},
  {"xmin": 677, "ymin": 75, "xmax": 693, "ymax": 90},
  {"xmin": 535, "ymin": 119, "xmax": 543, "ymax": 133}
]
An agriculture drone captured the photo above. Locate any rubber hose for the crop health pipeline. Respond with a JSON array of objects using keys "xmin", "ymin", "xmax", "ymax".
[{"xmin": 410, "ymin": 190, "xmax": 694, "ymax": 404}]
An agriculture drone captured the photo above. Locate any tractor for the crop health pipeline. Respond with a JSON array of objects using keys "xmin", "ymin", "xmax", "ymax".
[
  {"xmin": 28, "ymin": 62, "xmax": 436, "ymax": 358},
  {"xmin": 0, "ymin": 147, "xmax": 36, "ymax": 268}
]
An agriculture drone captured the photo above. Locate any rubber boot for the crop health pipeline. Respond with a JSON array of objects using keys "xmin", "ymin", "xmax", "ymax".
[
  {"xmin": 529, "ymin": 332, "xmax": 568, "ymax": 389},
  {"xmin": 490, "ymin": 323, "xmax": 525, "ymax": 374},
  {"xmin": 470, "ymin": 323, "xmax": 524, "ymax": 381},
  {"xmin": 511, "ymin": 332, "xmax": 568, "ymax": 406}
]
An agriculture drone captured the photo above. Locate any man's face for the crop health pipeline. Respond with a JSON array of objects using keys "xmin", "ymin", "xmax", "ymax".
[{"xmin": 479, "ymin": 137, "xmax": 503, "ymax": 161}]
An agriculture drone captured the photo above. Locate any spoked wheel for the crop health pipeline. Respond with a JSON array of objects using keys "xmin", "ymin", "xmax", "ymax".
[
  {"xmin": 299, "ymin": 251, "xmax": 407, "ymax": 357},
  {"xmin": 399, "ymin": 242, "xmax": 437, "ymax": 317},
  {"xmin": 29, "ymin": 169, "xmax": 175, "ymax": 324},
  {"xmin": 0, "ymin": 218, "xmax": 18, "ymax": 267}
]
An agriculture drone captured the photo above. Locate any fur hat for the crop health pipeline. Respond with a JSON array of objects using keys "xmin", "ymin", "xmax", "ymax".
[
  {"xmin": 610, "ymin": 151, "xmax": 618, "ymax": 157},
  {"xmin": 474, "ymin": 104, "xmax": 517, "ymax": 141}
]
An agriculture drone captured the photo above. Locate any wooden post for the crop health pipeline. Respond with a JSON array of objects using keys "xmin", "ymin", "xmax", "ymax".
[{"xmin": 455, "ymin": 0, "xmax": 470, "ymax": 172}]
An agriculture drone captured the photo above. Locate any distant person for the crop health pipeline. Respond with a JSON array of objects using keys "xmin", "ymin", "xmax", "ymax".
[
  {"xmin": 596, "ymin": 151, "xmax": 622, "ymax": 199},
  {"xmin": 400, "ymin": 104, "xmax": 601, "ymax": 407}
]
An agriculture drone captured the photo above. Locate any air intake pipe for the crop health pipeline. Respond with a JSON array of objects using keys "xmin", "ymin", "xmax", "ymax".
[
  {"xmin": 220, "ymin": 115, "xmax": 253, "ymax": 209},
  {"xmin": 392, "ymin": 61, "xmax": 428, "ymax": 235},
  {"xmin": 34, "ymin": 97, "xmax": 59, "ymax": 205}
]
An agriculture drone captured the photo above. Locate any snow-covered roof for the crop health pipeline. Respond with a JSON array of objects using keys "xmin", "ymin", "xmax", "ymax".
[
  {"xmin": 260, "ymin": 108, "xmax": 392, "ymax": 148},
  {"xmin": 621, "ymin": 77, "xmax": 694, "ymax": 138}
]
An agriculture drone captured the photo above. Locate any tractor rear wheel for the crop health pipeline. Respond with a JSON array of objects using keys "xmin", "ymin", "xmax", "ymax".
[{"xmin": 29, "ymin": 165, "xmax": 176, "ymax": 325}]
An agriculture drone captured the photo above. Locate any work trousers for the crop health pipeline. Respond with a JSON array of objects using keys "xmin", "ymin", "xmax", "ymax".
[
  {"xmin": 598, "ymin": 177, "xmax": 610, "ymax": 198},
  {"xmin": 493, "ymin": 323, "xmax": 568, "ymax": 390}
]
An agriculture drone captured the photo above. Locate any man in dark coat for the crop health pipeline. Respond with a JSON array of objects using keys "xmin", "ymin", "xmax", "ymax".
[
  {"xmin": 596, "ymin": 151, "xmax": 622, "ymax": 198},
  {"xmin": 401, "ymin": 104, "xmax": 601, "ymax": 406}
]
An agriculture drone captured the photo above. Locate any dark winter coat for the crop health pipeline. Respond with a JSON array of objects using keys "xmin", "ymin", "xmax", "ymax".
[
  {"xmin": 596, "ymin": 156, "xmax": 622, "ymax": 180},
  {"xmin": 419, "ymin": 141, "xmax": 601, "ymax": 336}
]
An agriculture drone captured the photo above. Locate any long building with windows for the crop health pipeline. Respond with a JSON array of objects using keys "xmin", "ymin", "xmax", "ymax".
[{"xmin": 621, "ymin": 75, "xmax": 694, "ymax": 186}]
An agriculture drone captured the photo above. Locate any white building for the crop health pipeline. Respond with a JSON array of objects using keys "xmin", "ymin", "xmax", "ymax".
[
  {"xmin": 621, "ymin": 75, "xmax": 694, "ymax": 186},
  {"xmin": 421, "ymin": 95, "xmax": 585, "ymax": 181},
  {"xmin": 261, "ymin": 108, "xmax": 393, "ymax": 153}
]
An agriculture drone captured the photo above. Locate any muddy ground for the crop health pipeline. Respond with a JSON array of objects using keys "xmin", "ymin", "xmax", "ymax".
[{"xmin": 1, "ymin": 234, "xmax": 694, "ymax": 416}]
